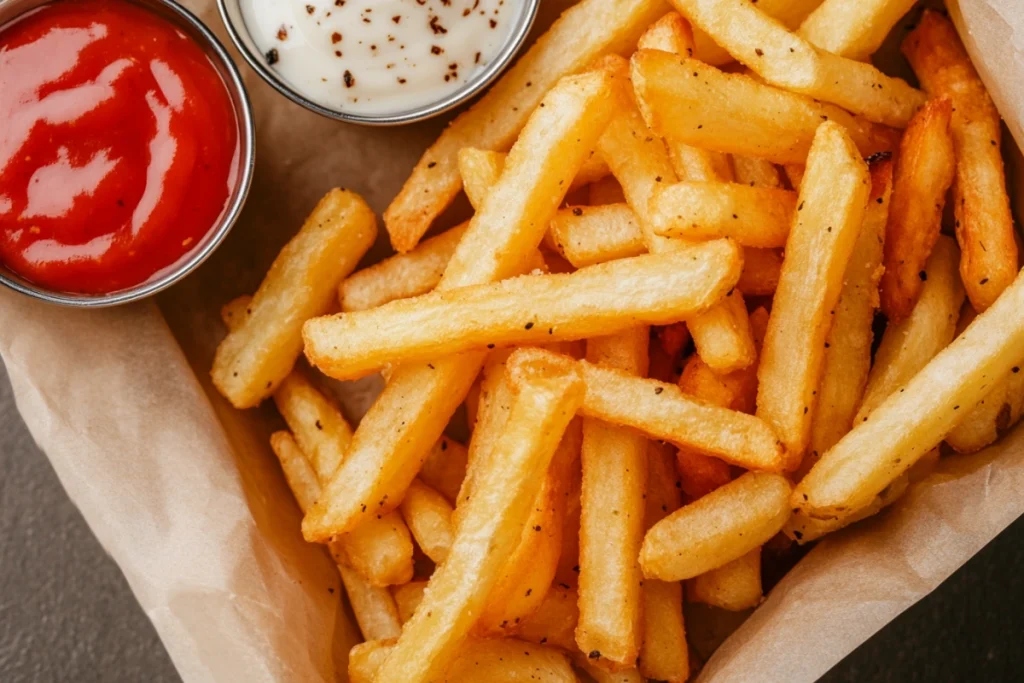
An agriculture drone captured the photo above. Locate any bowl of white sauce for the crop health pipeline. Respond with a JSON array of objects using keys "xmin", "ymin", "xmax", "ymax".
[{"xmin": 218, "ymin": 0, "xmax": 539, "ymax": 125}]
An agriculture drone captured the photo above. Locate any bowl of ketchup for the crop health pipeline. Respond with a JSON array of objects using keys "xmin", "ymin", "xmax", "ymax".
[{"xmin": 0, "ymin": 0, "xmax": 254, "ymax": 306}]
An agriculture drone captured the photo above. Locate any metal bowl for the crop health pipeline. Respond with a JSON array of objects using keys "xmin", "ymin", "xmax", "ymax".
[
  {"xmin": 0, "ymin": 0, "xmax": 255, "ymax": 308},
  {"xmin": 217, "ymin": 0, "xmax": 540, "ymax": 126}
]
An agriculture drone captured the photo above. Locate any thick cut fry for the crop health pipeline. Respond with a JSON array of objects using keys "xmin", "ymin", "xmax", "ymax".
[
  {"xmin": 756, "ymin": 122, "xmax": 870, "ymax": 470},
  {"xmin": 857, "ymin": 237, "xmax": 965, "ymax": 423},
  {"xmin": 548, "ymin": 204, "xmax": 645, "ymax": 268},
  {"xmin": 732, "ymin": 156, "xmax": 783, "ymax": 188},
  {"xmin": 692, "ymin": 0, "xmax": 824, "ymax": 66},
  {"xmin": 392, "ymin": 580, "xmax": 427, "ymax": 624},
  {"xmin": 212, "ymin": 190, "xmax": 376, "ymax": 408},
  {"xmin": 305, "ymin": 244, "xmax": 742, "ymax": 379},
  {"xmin": 806, "ymin": 156, "xmax": 893, "ymax": 474},
  {"xmin": 688, "ymin": 548, "xmax": 763, "ymax": 611},
  {"xmin": 458, "ymin": 148, "xmax": 506, "ymax": 211},
  {"xmin": 638, "ymin": 443, "xmax": 688, "ymax": 683},
  {"xmin": 371, "ymin": 356, "xmax": 583, "ymax": 683},
  {"xmin": 350, "ymin": 638, "xmax": 579, "ymax": 683},
  {"xmin": 641, "ymin": 471, "xmax": 792, "ymax": 581},
  {"xmin": 340, "ymin": 222, "xmax": 468, "ymax": 312},
  {"xmin": 418, "ymin": 436, "xmax": 469, "ymax": 505},
  {"xmin": 631, "ymin": 51, "xmax": 899, "ymax": 165},
  {"xmin": 795, "ymin": 269, "xmax": 1024, "ymax": 521},
  {"xmin": 267, "ymin": 432, "xmax": 402, "ymax": 639},
  {"xmin": 637, "ymin": 11, "xmax": 694, "ymax": 55},
  {"xmin": 946, "ymin": 357, "xmax": 1024, "ymax": 454},
  {"xmin": 382, "ymin": 0, "xmax": 666, "ymax": 251},
  {"xmin": 650, "ymin": 181, "xmax": 797, "ymax": 248},
  {"xmin": 272, "ymin": 370, "xmax": 351, "ymax": 479},
  {"xmin": 903, "ymin": 11, "xmax": 1019, "ymax": 312},
  {"xmin": 333, "ymin": 510, "xmax": 416, "ymax": 587},
  {"xmin": 798, "ymin": 0, "xmax": 917, "ymax": 61},
  {"xmin": 577, "ymin": 329, "xmax": 648, "ymax": 669},
  {"xmin": 687, "ymin": 290, "xmax": 757, "ymax": 373},
  {"xmin": 400, "ymin": 480, "xmax": 455, "ymax": 564},
  {"xmin": 880, "ymin": 98, "xmax": 955, "ymax": 322},
  {"xmin": 669, "ymin": 0, "xmax": 924, "ymax": 127},
  {"xmin": 738, "ymin": 248, "xmax": 783, "ymax": 296},
  {"xmin": 302, "ymin": 72, "xmax": 614, "ymax": 543}
]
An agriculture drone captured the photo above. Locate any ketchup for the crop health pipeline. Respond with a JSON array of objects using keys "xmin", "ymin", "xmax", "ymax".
[{"xmin": 0, "ymin": 0, "xmax": 240, "ymax": 294}]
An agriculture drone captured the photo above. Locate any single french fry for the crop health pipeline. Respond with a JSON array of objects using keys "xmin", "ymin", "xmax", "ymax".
[
  {"xmin": 267, "ymin": 432, "xmax": 403, "ymax": 639},
  {"xmin": 650, "ymin": 181, "xmax": 797, "ymax": 248},
  {"xmin": 756, "ymin": 122, "xmax": 870, "ymax": 470},
  {"xmin": 577, "ymin": 329, "xmax": 649, "ymax": 669},
  {"xmin": 880, "ymin": 98, "xmax": 956, "ymax": 322},
  {"xmin": 638, "ymin": 11, "xmax": 694, "ymax": 55},
  {"xmin": 304, "ymin": 244, "xmax": 742, "ymax": 379},
  {"xmin": 272, "ymin": 370, "xmax": 351, "ymax": 480},
  {"xmin": 857, "ymin": 237, "xmax": 965, "ymax": 423},
  {"xmin": 302, "ymin": 72, "xmax": 614, "ymax": 543},
  {"xmin": 340, "ymin": 222, "xmax": 468, "ymax": 312},
  {"xmin": 392, "ymin": 580, "xmax": 427, "ymax": 624},
  {"xmin": 669, "ymin": 0, "xmax": 925, "ymax": 127},
  {"xmin": 689, "ymin": 288, "xmax": 758, "ymax": 373},
  {"xmin": 400, "ymin": 479, "xmax": 455, "ymax": 564},
  {"xmin": 738, "ymin": 248, "xmax": 783, "ymax": 296},
  {"xmin": 548, "ymin": 204, "xmax": 646, "ymax": 268},
  {"xmin": 219, "ymin": 295, "xmax": 251, "ymax": 329},
  {"xmin": 641, "ymin": 471, "xmax": 792, "ymax": 581},
  {"xmin": 458, "ymin": 148, "xmax": 506, "ymax": 211},
  {"xmin": 638, "ymin": 443, "xmax": 688, "ymax": 683},
  {"xmin": 418, "ymin": 436, "xmax": 468, "ymax": 506},
  {"xmin": 903, "ymin": 11, "xmax": 1019, "ymax": 312},
  {"xmin": 946, "ymin": 354, "xmax": 1024, "ymax": 454},
  {"xmin": 688, "ymin": 547, "xmax": 763, "ymax": 611},
  {"xmin": 212, "ymin": 190, "xmax": 376, "ymax": 408},
  {"xmin": 334, "ymin": 510, "xmax": 416, "ymax": 587},
  {"xmin": 350, "ymin": 637, "xmax": 579, "ymax": 683},
  {"xmin": 382, "ymin": 0, "xmax": 666, "ymax": 251},
  {"xmin": 692, "ymin": 0, "xmax": 824, "ymax": 66},
  {"xmin": 795, "ymin": 268, "xmax": 1024, "ymax": 522},
  {"xmin": 798, "ymin": 0, "xmax": 917, "ymax": 61},
  {"xmin": 588, "ymin": 175, "xmax": 628, "ymax": 205},
  {"xmin": 370, "ymin": 354, "xmax": 583, "ymax": 682},
  {"xmin": 806, "ymin": 156, "xmax": 893, "ymax": 474},
  {"xmin": 631, "ymin": 51, "xmax": 899, "ymax": 165}
]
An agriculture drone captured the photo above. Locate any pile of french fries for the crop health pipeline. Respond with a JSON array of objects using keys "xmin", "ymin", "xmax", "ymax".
[{"xmin": 211, "ymin": 1, "xmax": 1024, "ymax": 680}]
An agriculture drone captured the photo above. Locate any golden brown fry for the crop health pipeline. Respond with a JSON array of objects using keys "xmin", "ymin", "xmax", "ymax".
[
  {"xmin": 669, "ymin": 0, "xmax": 925, "ymax": 127},
  {"xmin": 516, "ymin": 585, "xmax": 580, "ymax": 651},
  {"xmin": 903, "ymin": 11, "xmax": 1019, "ymax": 312},
  {"xmin": 650, "ymin": 181, "xmax": 797, "ymax": 248},
  {"xmin": 857, "ymin": 237, "xmax": 965, "ymax": 422},
  {"xmin": 418, "ymin": 436, "xmax": 469, "ymax": 506},
  {"xmin": 637, "ymin": 11, "xmax": 694, "ymax": 55},
  {"xmin": 548, "ymin": 204, "xmax": 645, "ymax": 268},
  {"xmin": 638, "ymin": 443, "xmax": 689, "ymax": 683},
  {"xmin": 392, "ymin": 580, "xmax": 427, "ymax": 624},
  {"xmin": 738, "ymin": 248, "xmax": 783, "ymax": 296},
  {"xmin": 756, "ymin": 122, "xmax": 870, "ymax": 470},
  {"xmin": 688, "ymin": 548, "xmax": 763, "ymax": 611},
  {"xmin": 272, "ymin": 371, "xmax": 351, "ymax": 480},
  {"xmin": 577, "ymin": 329, "xmax": 648, "ymax": 669},
  {"xmin": 692, "ymin": 0, "xmax": 824, "ymax": 66},
  {"xmin": 946, "ymin": 346, "xmax": 1024, "ymax": 454},
  {"xmin": 302, "ymin": 72, "xmax": 614, "ymax": 543},
  {"xmin": 304, "ymin": 244, "xmax": 742, "ymax": 379},
  {"xmin": 795, "ymin": 268, "xmax": 1024, "ymax": 522},
  {"xmin": 458, "ymin": 148, "xmax": 505, "ymax": 211},
  {"xmin": 212, "ymin": 190, "xmax": 376, "ymax": 408},
  {"xmin": 371, "ymin": 354, "xmax": 583, "ymax": 682},
  {"xmin": 641, "ymin": 471, "xmax": 792, "ymax": 581},
  {"xmin": 806, "ymin": 156, "xmax": 893, "ymax": 475},
  {"xmin": 631, "ymin": 51, "xmax": 899, "ymax": 165},
  {"xmin": 382, "ymin": 0, "xmax": 666, "ymax": 251},
  {"xmin": 880, "ymin": 98, "xmax": 955, "ymax": 322},
  {"xmin": 798, "ymin": 0, "xmax": 917, "ymax": 60},
  {"xmin": 340, "ymin": 222, "xmax": 468, "ymax": 313},
  {"xmin": 400, "ymin": 479, "xmax": 455, "ymax": 564}
]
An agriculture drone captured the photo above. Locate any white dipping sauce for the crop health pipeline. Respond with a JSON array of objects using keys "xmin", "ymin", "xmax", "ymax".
[{"xmin": 241, "ymin": 0, "xmax": 515, "ymax": 116}]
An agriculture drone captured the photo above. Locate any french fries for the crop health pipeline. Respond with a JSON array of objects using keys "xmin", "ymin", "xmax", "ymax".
[
  {"xmin": 879, "ymin": 98, "xmax": 955, "ymax": 322},
  {"xmin": 577, "ymin": 329, "xmax": 648, "ymax": 669},
  {"xmin": 857, "ymin": 237, "xmax": 965, "ymax": 422},
  {"xmin": 631, "ymin": 50, "xmax": 899, "ymax": 165},
  {"xmin": 271, "ymin": 370, "xmax": 352, "ymax": 479},
  {"xmin": 946, "ymin": 358, "xmax": 1024, "ymax": 454},
  {"xmin": 212, "ymin": 189, "xmax": 376, "ymax": 408},
  {"xmin": 806, "ymin": 156, "xmax": 893, "ymax": 473},
  {"xmin": 399, "ymin": 480, "xmax": 454, "ymax": 564},
  {"xmin": 688, "ymin": 548, "xmax": 763, "ymax": 611},
  {"xmin": 756, "ymin": 122, "xmax": 870, "ymax": 470},
  {"xmin": 461, "ymin": 148, "xmax": 611, "ymax": 211},
  {"xmin": 370, "ymin": 351, "xmax": 583, "ymax": 682},
  {"xmin": 304, "ymin": 244, "xmax": 742, "ymax": 379},
  {"xmin": 798, "ymin": 0, "xmax": 917, "ymax": 61},
  {"xmin": 516, "ymin": 585, "xmax": 580, "ymax": 651},
  {"xmin": 383, "ymin": 0, "xmax": 666, "ymax": 251},
  {"xmin": 795, "ymin": 268, "xmax": 1024, "ymax": 522},
  {"xmin": 732, "ymin": 156, "xmax": 783, "ymax": 188},
  {"xmin": 688, "ymin": 292, "xmax": 758, "ymax": 373},
  {"xmin": 641, "ymin": 471, "xmax": 792, "ymax": 581},
  {"xmin": 302, "ymin": 72, "xmax": 614, "ymax": 543},
  {"xmin": 691, "ymin": 0, "xmax": 824, "ymax": 66},
  {"xmin": 903, "ymin": 11, "xmax": 1018, "ymax": 312},
  {"xmin": 650, "ymin": 181, "xmax": 797, "ymax": 248},
  {"xmin": 669, "ymin": 0, "xmax": 925, "ymax": 127},
  {"xmin": 548, "ymin": 204, "xmax": 645, "ymax": 268}
]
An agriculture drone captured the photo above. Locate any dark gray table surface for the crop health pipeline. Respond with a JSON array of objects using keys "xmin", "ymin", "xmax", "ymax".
[{"xmin": 1, "ymin": 360, "xmax": 1021, "ymax": 683}]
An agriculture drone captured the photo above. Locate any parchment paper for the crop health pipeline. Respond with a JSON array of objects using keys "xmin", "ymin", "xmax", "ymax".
[{"xmin": 1, "ymin": 1, "xmax": 1023, "ymax": 681}]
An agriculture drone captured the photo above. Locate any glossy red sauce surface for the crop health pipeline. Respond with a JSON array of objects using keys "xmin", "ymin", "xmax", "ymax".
[{"xmin": 0, "ymin": 0, "xmax": 240, "ymax": 294}]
